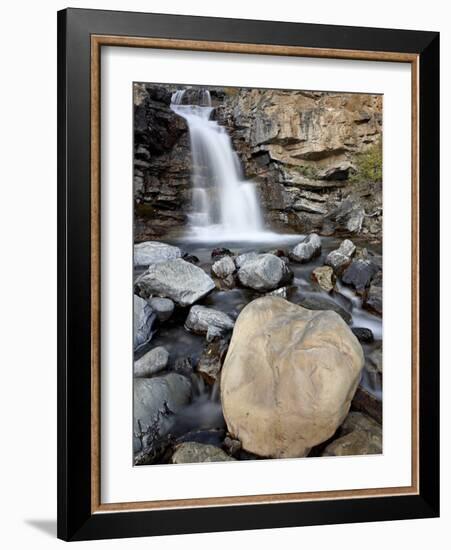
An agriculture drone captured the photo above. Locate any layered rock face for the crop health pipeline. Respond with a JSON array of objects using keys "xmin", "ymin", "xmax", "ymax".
[
  {"xmin": 216, "ymin": 89, "xmax": 382, "ymax": 238},
  {"xmin": 133, "ymin": 84, "xmax": 383, "ymax": 240},
  {"xmin": 220, "ymin": 296, "xmax": 364, "ymax": 458}
]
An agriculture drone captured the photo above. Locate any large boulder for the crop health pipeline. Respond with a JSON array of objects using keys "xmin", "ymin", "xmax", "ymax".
[
  {"xmin": 290, "ymin": 233, "xmax": 322, "ymax": 263},
  {"xmin": 134, "ymin": 295, "xmax": 155, "ymax": 350},
  {"xmin": 185, "ymin": 305, "xmax": 234, "ymax": 342},
  {"xmin": 325, "ymin": 239, "xmax": 356, "ymax": 273},
  {"xmin": 171, "ymin": 442, "xmax": 235, "ymax": 464},
  {"xmin": 134, "ymin": 241, "xmax": 182, "ymax": 267},
  {"xmin": 135, "ymin": 259, "xmax": 215, "ymax": 307},
  {"xmin": 134, "ymin": 373, "xmax": 192, "ymax": 437},
  {"xmin": 237, "ymin": 254, "xmax": 292, "ymax": 291},
  {"xmin": 134, "ymin": 346, "xmax": 169, "ymax": 377},
  {"xmin": 221, "ymin": 297, "xmax": 364, "ymax": 458}
]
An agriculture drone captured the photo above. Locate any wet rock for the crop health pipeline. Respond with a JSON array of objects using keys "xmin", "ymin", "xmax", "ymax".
[
  {"xmin": 364, "ymin": 270, "xmax": 383, "ymax": 315},
  {"xmin": 221, "ymin": 297, "xmax": 364, "ymax": 458},
  {"xmin": 325, "ymin": 239, "xmax": 356, "ymax": 273},
  {"xmin": 135, "ymin": 259, "xmax": 215, "ymax": 307},
  {"xmin": 134, "ymin": 241, "xmax": 182, "ymax": 267},
  {"xmin": 311, "ymin": 265, "xmax": 335, "ymax": 292},
  {"xmin": 295, "ymin": 294, "xmax": 352, "ymax": 324},
  {"xmin": 182, "ymin": 253, "xmax": 200, "ymax": 265},
  {"xmin": 211, "ymin": 247, "xmax": 233, "ymax": 260},
  {"xmin": 266, "ymin": 286, "xmax": 288, "ymax": 299},
  {"xmin": 289, "ymin": 233, "xmax": 322, "ymax": 263},
  {"xmin": 171, "ymin": 442, "xmax": 235, "ymax": 464},
  {"xmin": 173, "ymin": 357, "xmax": 194, "ymax": 377},
  {"xmin": 351, "ymin": 327, "xmax": 374, "ymax": 343},
  {"xmin": 234, "ymin": 252, "xmax": 259, "ymax": 269},
  {"xmin": 366, "ymin": 346, "xmax": 382, "ymax": 374},
  {"xmin": 211, "ymin": 255, "xmax": 236, "ymax": 279},
  {"xmin": 134, "ymin": 373, "xmax": 192, "ymax": 436},
  {"xmin": 134, "ymin": 295, "xmax": 155, "ymax": 350},
  {"xmin": 322, "ymin": 426, "xmax": 382, "ymax": 456},
  {"xmin": 148, "ymin": 297, "xmax": 174, "ymax": 322},
  {"xmin": 322, "ymin": 411, "xmax": 382, "ymax": 456},
  {"xmin": 342, "ymin": 259, "xmax": 380, "ymax": 292},
  {"xmin": 197, "ymin": 339, "xmax": 229, "ymax": 383},
  {"xmin": 352, "ymin": 386, "xmax": 382, "ymax": 424},
  {"xmin": 223, "ymin": 436, "xmax": 242, "ymax": 456},
  {"xmin": 237, "ymin": 254, "xmax": 292, "ymax": 291},
  {"xmin": 134, "ymin": 346, "xmax": 169, "ymax": 377},
  {"xmin": 185, "ymin": 305, "xmax": 235, "ymax": 341}
]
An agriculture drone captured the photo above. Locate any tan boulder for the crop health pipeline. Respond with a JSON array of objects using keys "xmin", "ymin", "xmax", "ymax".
[{"xmin": 221, "ymin": 297, "xmax": 364, "ymax": 458}]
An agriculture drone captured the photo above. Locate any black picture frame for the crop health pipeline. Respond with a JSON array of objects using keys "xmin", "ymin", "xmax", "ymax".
[{"xmin": 57, "ymin": 7, "xmax": 439, "ymax": 541}]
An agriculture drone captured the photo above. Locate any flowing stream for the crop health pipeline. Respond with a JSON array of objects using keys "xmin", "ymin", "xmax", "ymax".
[{"xmin": 171, "ymin": 89, "xmax": 282, "ymax": 242}]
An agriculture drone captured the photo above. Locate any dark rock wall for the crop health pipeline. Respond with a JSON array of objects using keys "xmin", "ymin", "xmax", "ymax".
[{"xmin": 134, "ymin": 84, "xmax": 383, "ymax": 241}]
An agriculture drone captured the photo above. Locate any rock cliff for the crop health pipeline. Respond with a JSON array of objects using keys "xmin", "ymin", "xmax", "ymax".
[{"xmin": 134, "ymin": 84, "xmax": 382, "ymax": 240}]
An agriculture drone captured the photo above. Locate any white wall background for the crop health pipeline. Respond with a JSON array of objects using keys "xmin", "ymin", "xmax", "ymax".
[{"xmin": 0, "ymin": 0, "xmax": 448, "ymax": 547}]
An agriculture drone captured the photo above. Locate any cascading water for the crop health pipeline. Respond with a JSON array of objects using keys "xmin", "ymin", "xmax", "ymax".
[{"xmin": 171, "ymin": 88, "xmax": 270, "ymax": 241}]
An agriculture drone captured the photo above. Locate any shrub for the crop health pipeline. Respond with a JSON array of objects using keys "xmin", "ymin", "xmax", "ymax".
[{"xmin": 350, "ymin": 141, "xmax": 382, "ymax": 183}]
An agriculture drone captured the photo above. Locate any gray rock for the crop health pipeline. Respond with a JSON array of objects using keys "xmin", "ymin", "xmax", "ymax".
[
  {"xmin": 290, "ymin": 233, "xmax": 322, "ymax": 263},
  {"xmin": 237, "ymin": 254, "xmax": 292, "ymax": 291},
  {"xmin": 364, "ymin": 270, "xmax": 383, "ymax": 315},
  {"xmin": 134, "ymin": 295, "xmax": 155, "ymax": 351},
  {"xmin": 148, "ymin": 297, "xmax": 174, "ymax": 322},
  {"xmin": 134, "ymin": 241, "xmax": 182, "ymax": 267},
  {"xmin": 134, "ymin": 373, "xmax": 192, "ymax": 435},
  {"xmin": 185, "ymin": 305, "xmax": 235, "ymax": 342},
  {"xmin": 171, "ymin": 442, "xmax": 235, "ymax": 464},
  {"xmin": 211, "ymin": 255, "xmax": 236, "ymax": 279},
  {"xmin": 325, "ymin": 239, "xmax": 356, "ymax": 272},
  {"xmin": 351, "ymin": 327, "xmax": 374, "ymax": 343},
  {"xmin": 342, "ymin": 259, "xmax": 380, "ymax": 292},
  {"xmin": 135, "ymin": 259, "xmax": 215, "ymax": 307},
  {"xmin": 295, "ymin": 294, "xmax": 352, "ymax": 324},
  {"xmin": 234, "ymin": 252, "xmax": 259, "ymax": 269},
  {"xmin": 366, "ymin": 346, "xmax": 383, "ymax": 374},
  {"xmin": 134, "ymin": 346, "xmax": 169, "ymax": 377}
]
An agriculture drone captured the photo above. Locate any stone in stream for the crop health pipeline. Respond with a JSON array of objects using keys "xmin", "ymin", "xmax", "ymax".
[
  {"xmin": 211, "ymin": 255, "xmax": 236, "ymax": 279},
  {"xmin": 237, "ymin": 254, "xmax": 292, "ymax": 292},
  {"xmin": 211, "ymin": 247, "xmax": 233, "ymax": 260},
  {"xmin": 134, "ymin": 373, "xmax": 192, "ymax": 437},
  {"xmin": 366, "ymin": 345, "xmax": 383, "ymax": 374},
  {"xmin": 134, "ymin": 346, "xmax": 169, "ymax": 377},
  {"xmin": 197, "ymin": 339, "xmax": 229, "ymax": 384},
  {"xmin": 266, "ymin": 286, "xmax": 288, "ymax": 299},
  {"xmin": 148, "ymin": 297, "xmax": 174, "ymax": 322},
  {"xmin": 185, "ymin": 305, "xmax": 235, "ymax": 342},
  {"xmin": 134, "ymin": 295, "xmax": 155, "ymax": 351},
  {"xmin": 135, "ymin": 259, "xmax": 215, "ymax": 307},
  {"xmin": 342, "ymin": 259, "xmax": 380, "ymax": 292},
  {"xmin": 171, "ymin": 442, "xmax": 235, "ymax": 464},
  {"xmin": 311, "ymin": 265, "xmax": 336, "ymax": 292},
  {"xmin": 182, "ymin": 253, "xmax": 200, "ymax": 265},
  {"xmin": 173, "ymin": 357, "xmax": 194, "ymax": 377},
  {"xmin": 351, "ymin": 327, "xmax": 374, "ymax": 343},
  {"xmin": 325, "ymin": 239, "xmax": 356, "ymax": 273},
  {"xmin": 295, "ymin": 294, "xmax": 352, "ymax": 324},
  {"xmin": 289, "ymin": 233, "xmax": 322, "ymax": 263},
  {"xmin": 234, "ymin": 251, "xmax": 259, "ymax": 269},
  {"xmin": 363, "ymin": 270, "xmax": 383, "ymax": 315},
  {"xmin": 221, "ymin": 297, "xmax": 364, "ymax": 458},
  {"xmin": 322, "ymin": 411, "xmax": 382, "ymax": 456},
  {"xmin": 134, "ymin": 241, "xmax": 181, "ymax": 267}
]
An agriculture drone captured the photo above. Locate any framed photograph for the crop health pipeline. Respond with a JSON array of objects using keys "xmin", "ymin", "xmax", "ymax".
[{"xmin": 57, "ymin": 8, "xmax": 439, "ymax": 541}]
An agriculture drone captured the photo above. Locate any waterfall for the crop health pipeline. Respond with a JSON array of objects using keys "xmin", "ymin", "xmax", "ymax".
[{"xmin": 171, "ymin": 88, "xmax": 269, "ymax": 241}]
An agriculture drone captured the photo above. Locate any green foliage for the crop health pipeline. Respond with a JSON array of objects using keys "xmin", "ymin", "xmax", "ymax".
[
  {"xmin": 350, "ymin": 142, "xmax": 382, "ymax": 183},
  {"xmin": 293, "ymin": 164, "xmax": 319, "ymax": 179}
]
